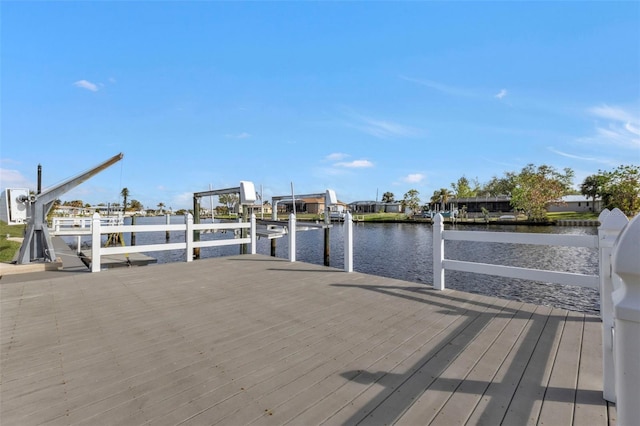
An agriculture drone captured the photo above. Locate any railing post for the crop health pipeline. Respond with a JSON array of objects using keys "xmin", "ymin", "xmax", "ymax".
[
  {"xmin": 77, "ymin": 219, "xmax": 84, "ymax": 254},
  {"xmin": 91, "ymin": 213, "xmax": 101, "ymax": 272},
  {"xmin": 289, "ymin": 213, "xmax": 296, "ymax": 262},
  {"xmin": 598, "ymin": 208, "xmax": 628, "ymax": 402},
  {"xmin": 185, "ymin": 213, "xmax": 194, "ymax": 262},
  {"xmin": 250, "ymin": 213, "xmax": 257, "ymax": 255},
  {"xmin": 433, "ymin": 213, "xmax": 445, "ymax": 290},
  {"xmin": 612, "ymin": 214, "xmax": 640, "ymax": 425},
  {"xmin": 344, "ymin": 211, "xmax": 353, "ymax": 272}
]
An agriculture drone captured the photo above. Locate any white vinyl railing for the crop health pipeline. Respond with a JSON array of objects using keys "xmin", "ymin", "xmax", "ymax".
[
  {"xmin": 433, "ymin": 208, "xmax": 639, "ymax": 423},
  {"xmin": 433, "ymin": 227, "xmax": 599, "ymax": 290},
  {"xmin": 53, "ymin": 209, "xmax": 639, "ymax": 421},
  {"xmin": 52, "ymin": 215, "xmax": 124, "ymax": 234},
  {"xmin": 89, "ymin": 212, "xmax": 256, "ymax": 272},
  {"xmin": 285, "ymin": 212, "xmax": 353, "ymax": 272}
]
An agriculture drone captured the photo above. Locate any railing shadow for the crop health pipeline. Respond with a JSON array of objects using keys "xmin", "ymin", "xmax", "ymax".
[{"xmin": 328, "ymin": 281, "xmax": 595, "ymax": 425}]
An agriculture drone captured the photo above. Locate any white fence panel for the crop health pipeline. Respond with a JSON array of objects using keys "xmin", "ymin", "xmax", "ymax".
[
  {"xmin": 443, "ymin": 259, "xmax": 599, "ymax": 289},
  {"xmin": 101, "ymin": 243, "xmax": 186, "ymax": 255},
  {"xmin": 194, "ymin": 238, "xmax": 251, "ymax": 249},
  {"xmin": 89, "ymin": 213, "xmax": 257, "ymax": 271},
  {"xmin": 443, "ymin": 230, "xmax": 598, "ymax": 248}
]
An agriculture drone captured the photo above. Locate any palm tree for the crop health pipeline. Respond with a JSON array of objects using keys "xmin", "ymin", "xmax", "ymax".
[
  {"xmin": 129, "ymin": 199, "xmax": 143, "ymax": 211},
  {"xmin": 157, "ymin": 202, "xmax": 165, "ymax": 214},
  {"xmin": 381, "ymin": 192, "xmax": 395, "ymax": 203},
  {"xmin": 431, "ymin": 188, "xmax": 452, "ymax": 211},
  {"xmin": 120, "ymin": 188, "xmax": 130, "ymax": 213},
  {"xmin": 580, "ymin": 174, "xmax": 606, "ymax": 212}
]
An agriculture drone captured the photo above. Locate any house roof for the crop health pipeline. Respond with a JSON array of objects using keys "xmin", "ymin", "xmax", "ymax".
[{"xmin": 561, "ymin": 195, "xmax": 599, "ymax": 203}]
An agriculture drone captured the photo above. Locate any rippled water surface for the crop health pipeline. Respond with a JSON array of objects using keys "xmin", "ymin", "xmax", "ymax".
[{"xmin": 84, "ymin": 217, "xmax": 600, "ymax": 314}]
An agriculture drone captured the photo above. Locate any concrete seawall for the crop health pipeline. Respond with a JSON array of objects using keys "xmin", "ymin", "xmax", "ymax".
[{"xmin": 555, "ymin": 219, "xmax": 600, "ymax": 226}]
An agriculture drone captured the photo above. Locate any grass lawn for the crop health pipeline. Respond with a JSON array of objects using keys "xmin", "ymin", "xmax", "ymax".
[
  {"xmin": 0, "ymin": 221, "xmax": 25, "ymax": 262},
  {"xmin": 357, "ymin": 213, "xmax": 408, "ymax": 221},
  {"xmin": 546, "ymin": 211, "xmax": 600, "ymax": 220}
]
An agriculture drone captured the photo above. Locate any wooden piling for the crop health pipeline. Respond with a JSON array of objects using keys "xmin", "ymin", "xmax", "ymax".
[
  {"xmin": 131, "ymin": 215, "xmax": 136, "ymax": 246},
  {"xmin": 193, "ymin": 197, "xmax": 201, "ymax": 259},
  {"xmin": 324, "ymin": 207, "xmax": 330, "ymax": 266}
]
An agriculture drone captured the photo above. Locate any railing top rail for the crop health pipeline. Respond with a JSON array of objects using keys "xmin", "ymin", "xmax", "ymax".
[{"xmin": 442, "ymin": 229, "xmax": 598, "ymax": 248}]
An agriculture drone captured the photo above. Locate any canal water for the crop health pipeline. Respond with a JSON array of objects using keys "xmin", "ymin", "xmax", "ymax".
[{"xmin": 84, "ymin": 216, "xmax": 600, "ymax": 314}]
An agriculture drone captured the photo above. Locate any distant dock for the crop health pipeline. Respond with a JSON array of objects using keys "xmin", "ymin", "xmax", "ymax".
[{"xmin": 79, "ymin": 250, "xmax": 157, "ymax": 269}]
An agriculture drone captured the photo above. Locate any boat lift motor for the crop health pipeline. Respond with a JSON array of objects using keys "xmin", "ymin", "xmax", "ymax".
[{"xmin": 14, "ymin": 153, "xmax": 124, "ymax": 264}]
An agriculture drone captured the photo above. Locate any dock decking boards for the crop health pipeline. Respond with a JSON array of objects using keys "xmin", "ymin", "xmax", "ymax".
[{"xmin": 0, "ymin": 254, "xmax": 615, "ymax": 425}]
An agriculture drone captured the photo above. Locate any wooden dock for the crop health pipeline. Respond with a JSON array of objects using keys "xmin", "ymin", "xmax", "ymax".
[{"xmin": 0, "ymin": 254, "xmax": 615, "ymax": 425}]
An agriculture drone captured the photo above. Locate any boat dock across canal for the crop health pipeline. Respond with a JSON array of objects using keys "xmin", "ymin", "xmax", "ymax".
[{"xmin": 1, "ymin": 254, "xmax": 615, "ymax": 425}]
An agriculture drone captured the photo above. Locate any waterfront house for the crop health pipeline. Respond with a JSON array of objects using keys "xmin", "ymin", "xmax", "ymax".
[
  {"xmin": 547, "ymin": 195, "xmax": 602, "ymax": 213},
  {"xmin": 277, "ymin": 196, "xmax": 349, "ymax": 215},
  {"xmin": 348, "ymin": 201, "xmax": 402, "ymax": 214},
  {"xmin": 451, "ymin": 195, "xmax": 602, "ymax": 215},
  {"xmin": 449, "ymin": 196, "xmax": 512, "ymax": 214}
]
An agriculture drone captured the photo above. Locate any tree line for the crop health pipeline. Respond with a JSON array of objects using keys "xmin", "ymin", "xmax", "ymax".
[
  {"xmin": 381, "ymin": 164, "xmax": 639, "ymax": 221},
  {"xmin": 51, "ymin": 164, "xmax": 639, "ymax": 221}
]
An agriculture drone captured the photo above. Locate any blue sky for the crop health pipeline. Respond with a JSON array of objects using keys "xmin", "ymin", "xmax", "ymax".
[{"xmin": 2, "ymin": 1, "xmax": 639, "ymax": 210}]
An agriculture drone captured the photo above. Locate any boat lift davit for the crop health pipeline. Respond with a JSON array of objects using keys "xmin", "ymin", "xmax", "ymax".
[{"xmin": 11, "ymin": 153, "xmax": 124, "ymax": 264}]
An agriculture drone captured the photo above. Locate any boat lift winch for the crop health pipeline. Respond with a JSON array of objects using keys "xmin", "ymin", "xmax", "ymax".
[{"xmin": 10, "ymin": 153, "xmax": 124, "ymax": 264}]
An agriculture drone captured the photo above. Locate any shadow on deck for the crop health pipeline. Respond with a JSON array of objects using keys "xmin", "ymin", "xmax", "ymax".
[{"xmin": 0, "ymin": 254, "xmax": 615, "ymax": 425}]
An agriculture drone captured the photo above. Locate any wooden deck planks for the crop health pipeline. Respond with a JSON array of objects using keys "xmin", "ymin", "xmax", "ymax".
[{"xmin": 0, "ymin": 254, "xmax": 613, "ymax": 425}]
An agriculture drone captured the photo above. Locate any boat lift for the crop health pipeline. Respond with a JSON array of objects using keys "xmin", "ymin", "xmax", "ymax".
[
  {"xmin": 13, "ymin": 153, "xmax": 124, "ymax": 264},
  {"xmin": 264, "ymin": 189, "xmax": 338, "ymax": 265},
  {"xmin": 192, "ymin": 181, "xmax": 257, "ymax": 256}
]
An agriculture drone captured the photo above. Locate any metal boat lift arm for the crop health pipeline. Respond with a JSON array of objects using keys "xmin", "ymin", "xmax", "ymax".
[{"xmin": 16, "ymin": 153, "xmax": 124, "ymax": 264}]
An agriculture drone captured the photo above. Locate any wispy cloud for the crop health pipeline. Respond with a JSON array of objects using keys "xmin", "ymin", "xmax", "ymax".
[
  {"xmin": 0, "ymin": 168, "xmax": 33, "ymax": 188},
  {"xmin": 400, "ymin": 75, "xmax": 477, "ymax": 98},
  {"xmin": 73, "ymin": 79, "xmax": 99, "ymax": 92},
  {"xmin": 581, "ymin": 104, "xmax": 640, "ymax": 150},
  {"xmin": 345, "ymin": 112, "xmax": 419, "ymax": 139},
  {"xmin": 224, "ymin": 132, "xmax": 251, "ymax": 139},
  {"xmin": 172, "ymin": 192, "xmax": 193, "ymax": 208},
  {"xmin": 403, "ymin": 173, "xmax": 426, "ymax": 183},
  {"xmin": 547, "ymin": 147, "xmax": 614, "ymax": 165},
  {"xmin": 590, "ymin": 105, "xmax": 637, "ymax": 123},
  {"xmin": 625, "ymin": 122, "xmax": 640, "ymax": 136},
  {"xmin": 325, "ymin": 152, "xmax": 349, "ymax": 161},
  {"xmin": 335, "ymin": 160, "xmax": 374, "ymax": 168},
  {"xmin": 495, "ymin": 89, "xmax": 507, "ymax": 100}
]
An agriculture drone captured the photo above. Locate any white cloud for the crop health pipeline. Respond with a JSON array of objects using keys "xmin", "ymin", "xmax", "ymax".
[
  {"xmin": 581, "ymin": 104, "xmax": 640, "ymax": 150},
  {"xmin": 73, "ymin": 79, "xmax": 99, "ymax": 92},
  {"xmin": 108, "ymin": 77, "xmax": 117, "ymax": 84},
  {"xmin": 325, "ymin": 153, "xmax": 349, "ymax": 161},
  {"xmin": 335, "ymin": 160, "xmax": 374, "ymax": 168},
  {"xmin": 0, "ymin": 168, "xmax": 33, "ymax": 189},
  {"xmin": 403, "ymin": 173, "xmax": 426, "ymax": 183},
  {"xmin": 495, "ymin": 89, "xmax": 507, "ymax": 100},
  {"xmin": 224, "ymin": 132, "xmax": 251, "ymax": 139},
  {"xmin": 171, "ymin": 192, "xmax": 193, "ymax": 208},
  {"xmin": 589, "ymin": 105, "xmax": 636, "ymax": 123},
  {"xmin": 625, "ymin": 122, "xmax": 640, "ymax": 136}
]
